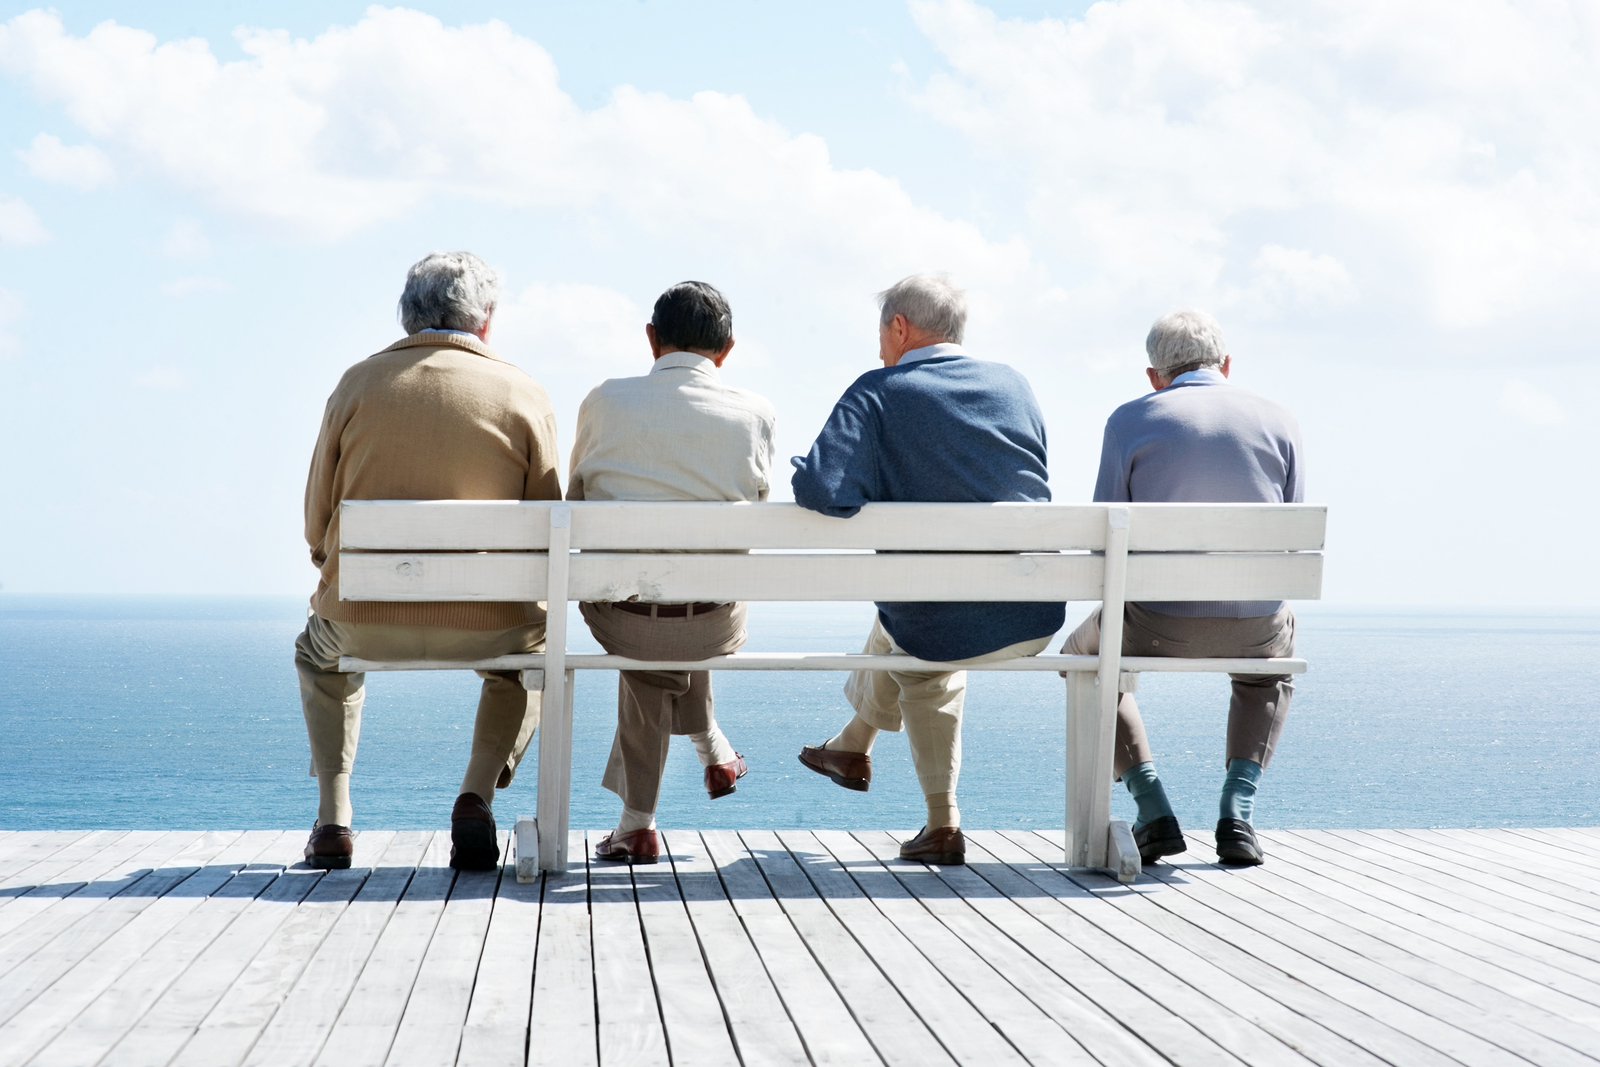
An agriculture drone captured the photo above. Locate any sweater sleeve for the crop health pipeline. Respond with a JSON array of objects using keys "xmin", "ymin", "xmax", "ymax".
[
  {"xmin": 790, "ymin": 382, "xmax": 880, "ymax": 518},
  {"xmin": 303, "ymin": 390, "xmax": 346, "ymax": 570},
  {"xmin": 1092, "ymin": 419, "xmax": 1130, "ymax": 503},
  {"xmin": 524, "ymin": 410, "xmax": 564, "ymax": 501}
]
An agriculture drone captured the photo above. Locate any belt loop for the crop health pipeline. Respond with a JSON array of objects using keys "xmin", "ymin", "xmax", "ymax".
[
  {"xmin": 649, "ymin": 604, "xmax": 659, "ymax": 619},
  {"xmin": 686, "ymin": 603, "xmax": 696, "ymax": 619}
]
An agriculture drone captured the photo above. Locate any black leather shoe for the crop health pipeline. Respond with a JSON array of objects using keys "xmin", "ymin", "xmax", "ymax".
[
  {"xmin": 451, "ymin": 792, "xmax": 500, "ymax": 871},
  {"xmin": 1216, "ymin": 818, "xmax": 1264, "ymax": 866},
  {"xmin": 1133, "ymin": 815, "xmax": 1187, "ymax": 865}
]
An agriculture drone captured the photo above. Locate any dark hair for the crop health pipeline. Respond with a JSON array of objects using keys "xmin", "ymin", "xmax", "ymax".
[{"xmin": 651, "ymin": 281, "xmax": 732, "ymax": 352}]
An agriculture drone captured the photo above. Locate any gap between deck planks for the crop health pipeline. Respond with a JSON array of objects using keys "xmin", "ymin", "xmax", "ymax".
[{"xmin": 0, "ymin": 828, "xmax": 1598, "ymax": 1067}]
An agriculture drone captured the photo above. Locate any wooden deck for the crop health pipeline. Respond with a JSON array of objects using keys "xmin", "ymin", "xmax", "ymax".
[{"xmin": 2, "ymin": 828, "xmax": 1599, "ymax": 1067}]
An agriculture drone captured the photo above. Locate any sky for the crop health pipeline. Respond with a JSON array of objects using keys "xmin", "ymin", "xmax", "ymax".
[{"xmin": 0, "ymin": 0, "xmax": 1595, "ymax": 605}]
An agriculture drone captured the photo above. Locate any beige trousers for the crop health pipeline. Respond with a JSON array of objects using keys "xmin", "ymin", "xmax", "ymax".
[
  {"xmin": 579, "ymin": 602, "xmax": 749, "ymax": 814},
  {"xmin": 844, "ymin": 616, "xmax": 1053, "ymax": 796},
  {"xmin": 1062, "ymin": 604, "xmax": 1296, "ymax": 778},
  {"xmin": 294, "ymin": 613, "xmax": 545, "ymax": 789}
]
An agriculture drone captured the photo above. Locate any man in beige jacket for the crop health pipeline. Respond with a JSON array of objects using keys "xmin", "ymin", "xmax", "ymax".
[
  {"xmin": 296, "ymin": 251, "xmax": 561, "ymax": 872},
  {"xmin": 570, "ymin": 280, "xmax": 776, "ymax": 864}
]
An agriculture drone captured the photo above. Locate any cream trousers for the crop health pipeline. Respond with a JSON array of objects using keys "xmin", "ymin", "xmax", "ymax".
[
  {"xmin": 844, "ymin": 616, "xmax": 1053, "ymax": 796},
  {"xmin": 294, "ymin": 614, "xmax": 545, "ymax": 790}
]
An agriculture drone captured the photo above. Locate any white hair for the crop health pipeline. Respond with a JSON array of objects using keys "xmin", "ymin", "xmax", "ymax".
[
  {"xmin": 1145, "ymin": 309, "xmax": 1226, "ymax": 376},
  {"xmin": 878, "ymin": 272, "xmax": 967, "ymax": 344},
  {"xmin": 397, "ymin": 251, "xmax": 501, "ymax": 335}
]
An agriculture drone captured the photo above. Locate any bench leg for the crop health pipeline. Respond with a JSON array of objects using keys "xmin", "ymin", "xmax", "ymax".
[
  {"xmin": 514, "ymin": 816, "xmax": 538, "ymax": 883},
  {"xmin": 535, "ymin": 669, "xmax": 576, "ymax": 872},
  {"xmin": 1107, "ymin": 819, "xmax": 1140, "ymax": 883},
  {"xmin": 1065, "ymin": 671, "xmax": 1113, "ymax": 868}
]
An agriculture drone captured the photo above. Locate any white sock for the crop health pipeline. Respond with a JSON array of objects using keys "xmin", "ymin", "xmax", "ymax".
[
  {"xmin": 824, "ymin": 715, "xmax": 878, "ymax": 755},
  {"xmin": 688, "ymin": 723, "xmax": 737, "ymax": 767},
  {"xmin": 617, "ymin": 805, "xmax": 656, "ymax": 834},
  {"xmin": 925, "ymin": 792, "xmax": 960, "ymax": 830}
]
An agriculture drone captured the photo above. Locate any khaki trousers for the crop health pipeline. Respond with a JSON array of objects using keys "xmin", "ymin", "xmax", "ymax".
[
  {"xmin": 844, "ymin": 616, "xmax": 1054, "ymax": 796},
  {"xmin": 1062, "ymin": 604, "xmax": 1295, "ymax": 778},
  {"xmin": 579, "ymin": 602, "xmax": 749, "ymax": 814},
  {"xmin": 294, "ymin": 613, "xmax": 545, "ymax": 789}
]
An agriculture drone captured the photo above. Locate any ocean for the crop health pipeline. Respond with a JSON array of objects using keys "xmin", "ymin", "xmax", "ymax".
[{"xmin": 2, "ymin": 595, "xmax": 1596, "ymax": 833}]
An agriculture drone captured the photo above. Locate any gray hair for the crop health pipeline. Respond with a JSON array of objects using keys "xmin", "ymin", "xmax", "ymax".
[
  {"xmin": 878, "ymin": 272, "xmax": 966, "ymax": 344},
  {"xmin": 1146, "ymin": 309, "xmax": 1226, "ymax": 377},
  {"xmin": 397, "ymin": 251, "xmax": 501, "ymax": 335}
]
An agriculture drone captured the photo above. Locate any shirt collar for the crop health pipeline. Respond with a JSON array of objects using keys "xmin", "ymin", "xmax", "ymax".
[
  {"xmin": 898, "ymin": 342, "xmax": 967, "ymax": 366},
  {"xmin": 650, "ymin": 351, "xmax": 719, "ymax": 377},
  {"xmin": 1168, "ymin": 366, "xmax": 1228, "ymax": 386}
]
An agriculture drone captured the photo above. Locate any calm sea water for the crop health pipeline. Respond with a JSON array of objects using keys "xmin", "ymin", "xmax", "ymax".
[{"xmin": 1, "ymin": 595, "xmax": 1596, "ymax": 832}]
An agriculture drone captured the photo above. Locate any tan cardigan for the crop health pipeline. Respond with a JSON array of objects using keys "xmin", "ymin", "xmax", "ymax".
[{"xmin": 304, "ymin": 331, "xmax": 562, "ymax": 629}]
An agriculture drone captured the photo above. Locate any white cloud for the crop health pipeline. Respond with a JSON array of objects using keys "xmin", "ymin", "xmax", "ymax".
[
  {"xmin": 132, "ymin": 364, "xmax": 187, "ymax": 389},
  {"xmin": 1227, "ymin": 245, "xmax": 1357, "ymax": 316},
  {"xmin": 160, "ymin": 219, "xmax": 210, "ymax": 259},
  {"xmin": 0, "ymin": 191, "xmax": 50, "ymax": 245},
  {"xmin": 906, "ymin": 0, "xmax": 1600, "ymax": 334},
  {"xmin": 16, "ymin": 131, "xmax": 114, "ymax": 189},
  {"xmin": 1498, "ymin": 380, "xmax": 1566, "ymax": 427},
  {"xmin": 159, "ymin": 276, "xmax": 230, "ymax": 296},
  {"xmin": 0, "ymin": 287, "xmax": 22, "ymax": 358}
]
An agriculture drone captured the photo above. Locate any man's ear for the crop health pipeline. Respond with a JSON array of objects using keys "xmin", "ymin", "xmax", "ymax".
[
  {"xmin": 712, "ymin": 336, "xmax": 736, "ymax": 368},
  {"xmin": 646, "ymin": 323, "xmax": 663, "ymax": 359},
  {"xmin": 1220, "ymin": 355, "xmax": 1232, "ymax": 378},
  {"xmin": 1146, "ymin": 366, "xmax": 1169, "ymax": 391},
  {"xmin": 473, "ymin": 307, "xmax": 494, "ymax": 342}
]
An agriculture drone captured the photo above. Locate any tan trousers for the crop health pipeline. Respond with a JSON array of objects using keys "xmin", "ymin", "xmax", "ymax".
[
  {"xmin": 1062, "ymin": 604, "xmax": 1296, "ymax": 778},
  {"xmin": 294, "ymin": 613, "xmax": 545, "ymax": 789},
  {"xmin": 579, "ymin": 602, "xmax": 749, "ymax": 814},
  {"xmin": 844, "ymin": 616, "xmax": 1054, "ymax": 796}
]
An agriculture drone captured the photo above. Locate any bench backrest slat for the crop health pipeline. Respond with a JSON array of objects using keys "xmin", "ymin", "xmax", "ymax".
[
  {"xmin": 340, "ymin": 500, "xmax": 1326, "ymax": 553},
  {"xmin": 339, "ymin": 549, "xmax": 1323, "ymax": 603}
]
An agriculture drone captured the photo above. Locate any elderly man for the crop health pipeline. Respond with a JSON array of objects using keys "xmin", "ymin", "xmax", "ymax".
[
  {"xmin": 296, "ymin": 251, "xmax": 561, "ymax": 872},
  {"xmin": 791, "ymin": 272, "xmax": 1064, "ymax": 865},
  {"xmin": 1065, "ymin": 309, "xmax": 1302, "ymax": 867},
  {"xmin": 571, "ymin": 281, "xmax": 776, "ymax": 865}
]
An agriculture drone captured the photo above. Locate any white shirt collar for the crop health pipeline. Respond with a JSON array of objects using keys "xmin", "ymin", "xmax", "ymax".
[
  {"xmin": 1168, "ymin": 366, "xmax": 1228, "ymax": 386},
  {"xmin": 650, "ymin": 351, "xmax": 719, "ymax": 377},
  {"xmin": 898, "ymin": 342, "xmax": 967, "ymax": 366}
]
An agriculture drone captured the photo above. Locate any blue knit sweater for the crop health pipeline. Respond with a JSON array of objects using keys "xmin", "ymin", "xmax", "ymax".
[{"xmin": 790, "ymin": 354, "xmax": 1065, "ymax": 661}]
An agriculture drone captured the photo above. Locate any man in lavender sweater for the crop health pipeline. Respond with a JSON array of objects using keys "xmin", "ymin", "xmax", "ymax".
[
  {"xmin": 790, "ymin": 273, "xmax": 1064, "ymax": 866},
  {"xmin": 1064, "ymin": 309, "xmax": 1303, "ymax": 867}
]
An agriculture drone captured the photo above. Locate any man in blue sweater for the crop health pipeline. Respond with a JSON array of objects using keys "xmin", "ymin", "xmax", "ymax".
[
  {"xmin": 1064, "ymin": 309, "xmax": 1302, "ymax": 867},
  {"xmin": 791, "ymin": 273, "xmax": 1064, "ymax": 865}
]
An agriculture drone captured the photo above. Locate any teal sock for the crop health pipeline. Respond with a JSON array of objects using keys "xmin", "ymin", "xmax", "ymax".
[
  {"xmin": 1122, "ymin": 762, "xmax": 1175, "ymax": 832},
  {"xmin": 1220, "ymin": 759, "xmax": 1263, "ymax": 824}
]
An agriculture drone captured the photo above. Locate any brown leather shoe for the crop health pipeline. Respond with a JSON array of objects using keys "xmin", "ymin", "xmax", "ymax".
[
  {"xmin": 798, "ymin": 743, "xmax": 871, "ymax": 792},
  {"xmin": 450, "ymin": 792, "xmax": 500, "ymax": 871},
  {"xmin": 304, "ymin": 822, "xmax": 353, "ymax": 870},
  {"xmin": 594, "ymin": 828, "xmax": 659, "ymax": 864},
  {"xmin": 899, "ymin": 826, "xmax": 965, "ymax": 865},
  {"xmin": 705, "ymin": 753, "xmax": 748, "ymax": 799}
]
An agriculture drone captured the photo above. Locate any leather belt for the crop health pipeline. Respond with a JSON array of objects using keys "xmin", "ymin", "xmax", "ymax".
[{"xmin": 611, "ymin": 601, "xmax": 726, "ymax": 618}]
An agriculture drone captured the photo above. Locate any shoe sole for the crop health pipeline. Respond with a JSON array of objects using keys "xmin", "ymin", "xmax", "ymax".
[
  {"xmin": 708, "ymin": 784, "xmax": 737, "ymax": 800},
  {"xmin": 594, "ymin": 852, "xmax": 658, "ymax": 865},
  {"xmin": 798, "ymin": 752, "xmax": 870, "ymax": 792},
  {"xmin": 304, "ymin": 853, "xmax": 352, "ymax": 870},
  {"xmin": 1138, "ymin": 836, "xmax": 1188, "ymax": 865},
  {"xmin": 1217, "ymin": 850, "xmax": 1264, "ymax": 866},
  {"xmin": 901, "ymin": 852, "xmax": 964, "ymax": 865},
  {"xmin": 450, "ymin": 818, "xmax": 501, "ymax": 871}
]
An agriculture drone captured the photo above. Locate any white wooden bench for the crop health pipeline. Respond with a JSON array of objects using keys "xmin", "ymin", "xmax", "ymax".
[{"xmin": 336, "ymin": 500, "xmax": 1324, "ymax": 881}]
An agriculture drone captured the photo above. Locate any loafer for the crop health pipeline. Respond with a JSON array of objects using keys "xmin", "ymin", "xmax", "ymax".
[
  {"xmin": 798, "ymin": 743, "xmax": 871, "ymax": 792},
  {"xmin": 899, "ymin": 825, "xmax": 965, "ymax": 865},
  {"xmin": 450, "ymin": 792, "xmax": 500, "ymax": 871},
  {"xmin": 1216, "ymin": 818, "xmax": 1264, "ymax": 866},
  {"xmin": 1133, "ymin": 815, "xmax": 1187, "ymax": 865},
  {"xmin": 705, "ymin": 753, "xmax": 748, "ymax": 799},
  {"xmin": 304, "ymin": 822, "xmax": 353, "ymax": 870},
  {"xmin": 595, "ymin": 828, "xmax": 659, "ymax": 864}
]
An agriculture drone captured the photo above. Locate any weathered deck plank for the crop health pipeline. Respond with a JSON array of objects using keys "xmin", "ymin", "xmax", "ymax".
[{"xmin": 1, "ymin": 828, "xmax": 1597, "ymax": 1067}]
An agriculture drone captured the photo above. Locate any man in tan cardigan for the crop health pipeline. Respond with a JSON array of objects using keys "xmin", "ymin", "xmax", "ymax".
[{"xmin": 296, "ymin": 250, "xmax": 561, "ymax": 872}]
